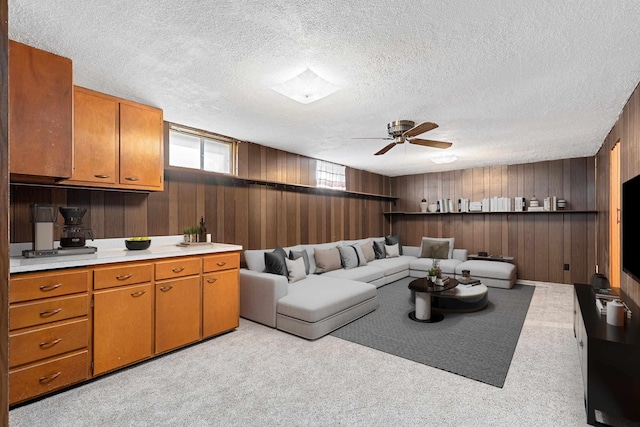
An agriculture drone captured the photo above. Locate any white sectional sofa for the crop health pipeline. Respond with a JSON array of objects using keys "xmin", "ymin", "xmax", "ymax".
[{"xmin": 240, "ymin": 237, "xmax": 516, "ymax": 340}]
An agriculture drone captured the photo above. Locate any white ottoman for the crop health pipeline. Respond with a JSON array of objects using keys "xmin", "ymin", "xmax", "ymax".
[{"xmin": 455, "ymin": 260, "xmax": 517, "ymax": 289}]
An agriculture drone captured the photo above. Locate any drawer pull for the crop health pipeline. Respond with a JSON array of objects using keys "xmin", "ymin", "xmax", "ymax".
[
  {"xmin": 207, "ymin": 278, "xmax": 218, "ymax": 283},
  {"xmin": 39, "ymin": 371, "xmax": 62, "ymax": 384},
  {"xmin": 39, "ymin": 283, "xmax": 62, "ymax": 292},
  {"xmin": 125, "ymin": 177, "xmax": 139, "ymax": 181},
  {"xmin": 172, "ymin": 267, "xmax": 185, "ymax": 273},
  {"xmin": 131, "ymin": 290, "xmax": 146, "ymax": 297},
  {"xmin": 160, "ymin": 285, "xmax": 173, "ymax": 292},
  {"xmin": 39, "ymin": 338, "xmax": 62, "ymax": 349},
  {"xmin": 94, "ymin": 174, "xmax": 110, "ymax": 179},
  {"xmin": 39, "ymin": 308, "xmax": 62, "ymax": 318},
  {"xmin": 216, "ymin": 261, "xmax": 227, "ymax": 267},
  {"xmin": 116, "ymin": 274, "xmax": 133, "ymax": 281}
]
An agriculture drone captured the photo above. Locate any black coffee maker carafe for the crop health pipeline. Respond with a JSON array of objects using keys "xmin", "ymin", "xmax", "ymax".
[{"xmin": 59, "ymin": 207, "xmax": 94, "ymax": 247}]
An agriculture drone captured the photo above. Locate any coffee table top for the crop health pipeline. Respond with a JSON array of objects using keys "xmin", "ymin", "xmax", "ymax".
[{"xmin": 408, "ymin": 277, "xmax": 458, "ymax": 293}]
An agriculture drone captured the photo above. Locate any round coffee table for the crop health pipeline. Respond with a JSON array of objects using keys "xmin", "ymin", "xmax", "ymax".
[{"xmin": 408, "ymin": 277, "xmax": 458, "ymax": 323}]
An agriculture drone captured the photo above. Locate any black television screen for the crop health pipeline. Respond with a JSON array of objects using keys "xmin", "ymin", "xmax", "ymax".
[{"xmin": 622, "ymin": 174, "xmax": 640, "ymax": 282}]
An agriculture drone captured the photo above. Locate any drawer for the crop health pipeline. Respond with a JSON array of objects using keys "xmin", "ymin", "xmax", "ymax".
[
  {"xmin": 10, "ymin": 350, "xmax": 89, "ymax": 405},
  {"xmin": 155, "ymin": 257, "xmax": 201, "ymax": 280},
  {"xmin": 10, "ymin": 294, "xmax": 89, "ymax": 331},
  {"xmin": 10, "ymin": 269, "xmax": 90, "ymax": 303},
  {"xmin": 94, "ymin": 262, "xmax": 153, "ymax": 290},
  {"xmin": 10, "ymin": 318, "xmax": 89, "ymax": 368},
  {"xmin": 203, "ymin": 252, "xmax": 239, "ymax": 273}
]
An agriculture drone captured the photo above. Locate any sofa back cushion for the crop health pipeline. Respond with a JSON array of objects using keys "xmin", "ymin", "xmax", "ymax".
[
  {"xmin": 314, "ymin": 247, "xmax": 342, "ymax": 274},
  {"xmin": 419, "ymin": 237, "xmax": 455, "ymax": 259}
]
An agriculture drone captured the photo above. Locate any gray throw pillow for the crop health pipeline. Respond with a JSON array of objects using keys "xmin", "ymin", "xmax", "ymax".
[
  {"xmin": 385, "ymin": 235, "xmax": 403, "ymax": 255},
  {"xmin": 351, "ymin": 244, "xmax": 368, "ymax": 266},
  {"xmin": 264, "ymin": 246, "xmax": 288, "ymax": 276},
  {"xmin": 373, "ymin": 240, "xmax": 386, "ymax": 259},
  {"xmin": 314, "ymin": 247, "xmax": 342, "ymax": 274},
  {"xmin": 420, "ymin": 239, "xmax": 450, "ymax": 259},
  {"xmin": 338, "ymin": 246, "xmax": 359, "ymax": 270},
  {"xmin": 420, "ymin": 237, "xmax": 455, "ymax": 259},
  {"xmin": 289, "ymin": 250, "xmax": 310, "ymax": 275}
]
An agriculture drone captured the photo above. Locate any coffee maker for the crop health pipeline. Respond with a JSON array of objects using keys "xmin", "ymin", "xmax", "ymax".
[{"xmin": 22, "ymin": 205, "xmax": 97, "ymax": 258}]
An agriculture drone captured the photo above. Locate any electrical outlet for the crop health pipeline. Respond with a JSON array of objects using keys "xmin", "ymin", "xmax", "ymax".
[{"xmin": 564, "ymin": 263, "xmax": 570, "ymax": 271}]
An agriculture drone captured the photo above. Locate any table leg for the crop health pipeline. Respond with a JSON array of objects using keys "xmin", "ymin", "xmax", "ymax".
[{"xmin": 409, "ymin": 291, "xmax": 444, "ymax": 323}]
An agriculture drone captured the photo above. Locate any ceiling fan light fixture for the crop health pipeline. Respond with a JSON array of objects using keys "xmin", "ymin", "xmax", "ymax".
[
  {"xmin": 271, "ymin": 68, "xmax": 339, "ymax": 104},
  {"xmin": 430, "ymin": 154, "xmax": 458, "ymax": 164}
]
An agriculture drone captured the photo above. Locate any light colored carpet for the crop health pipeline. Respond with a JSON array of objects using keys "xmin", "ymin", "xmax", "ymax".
[
  {"xmin": 7, "ymin": 282, "xmax": 618, "ymax": 426},
  {"xmin": 330, "ymin": 278, "xmax": 534, "ymax": 387}
]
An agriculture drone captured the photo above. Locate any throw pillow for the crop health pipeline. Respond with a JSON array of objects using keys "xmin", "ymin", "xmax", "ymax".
[
  {"xmin": 289, "ymin": 250, "xmax": 310, "ymax": 275},
  {"xmin": 373, "ymin": 240, "xmax": 386, "ymax": 259},
  {"xmin": 385, "ymin": 235, "xmax": 403, "ymax": 255},
  {"xmin": 314, "ymin": 247, "xmax": 342, "ymax": 274},
  {"xmin": 385, "ymin": 243, "xmax": 400, "ymax": 258},
  {"xmin": 419, "ymin": 237, "xmax": 455, "ymax": 259},
  {"xmin": 351, "ymin": 244, "xmax": 368, "ymax": 266},
  {"xmin": 285, "ymin": 256, "xmax": 306, "ymax": 283},
  {"xmin": 420, "ymin": 239, "xmax": 450, "ymax": 260},
  {"xmin": 338, "ymin": 246, "xmax": 359, "ymax": 270},
  {"xmin": 264, "ymin": 246, "xmax": 288, "ymax": 276},
  {"xmin": 360, "ymin": 241, "xmax": 375, "ymax": 263}
]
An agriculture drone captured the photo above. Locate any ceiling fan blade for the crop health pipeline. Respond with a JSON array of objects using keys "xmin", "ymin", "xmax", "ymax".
[
  {"xmin": 403, "ymin": 121, "xmax": 438, "ymax": 138},
  {"xmin": 408, "ymin": 138, "xmax": 453, "ymax": 149},
  {"xmin": 351, "ymin": 137, "xmax": 393, "ymax": 140},
  {"xmin": 374, "ymin": 143, "xmax": 397, "ymax": 155}
]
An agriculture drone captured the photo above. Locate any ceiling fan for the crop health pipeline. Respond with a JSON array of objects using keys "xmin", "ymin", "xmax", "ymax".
[{"xmin": 355, "ymin": 120, "xmax": 453, "ymax": 155}]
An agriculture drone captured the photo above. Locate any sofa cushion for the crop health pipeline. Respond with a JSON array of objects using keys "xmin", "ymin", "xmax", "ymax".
[
  {"xmin": 420, "ymin": 239, "xmax": 450, "ymax": 259},
  {"xmin": 264, "ymin": 246, "xmax": 288, "ymax": 276},
  {"xmin": 244, "ymin": 249, "xmax": 268, "ymax": 272},
  {"xmin": 373, "ymin": 240, "xmax": 386, "ymax": 259},
  {"xmin": 285, "ymin": 257, "xmax": 306, "ymax": 283},
  {"xmin": 289, "ymin": 250, "xmax": 310, "ymax": 275},
  {"xmin": 360, "ymin": 241, "xmax": 375, "ymax": 262},
  {"xmin": 369, "ymin": 255, "xmax": 413, "ymax": 276},
  {"xmin": 277, "ymin": 276, "xmax": 376, "ymax": 323},
  {"xmin": 419, "ymin": 237, "xmax": 454, "ymax": 260},
  {"xmin": 385, "ymin": 235, "xmax": 403, "ymax": 255},
  {"xmin": 410, "ymin": 257, "xmax": 463, "ymax": 275},
  {"xmin": 385, "ymin": 243, "xmax": 400, "ymax": 258},
  {"xmin": 454, "ymin": 260, "xmax": 517, "ymax": 281},
  {"xmin": 314, "ymin": 247, "xmax": 342, "ymax": 274},
  {"xmin": 323, "ymin": 265, "xmax": 384, "ymax": 283},
  {"xmin": 338, "ymin": 246, "xmax": 359, "ymax": 270}
]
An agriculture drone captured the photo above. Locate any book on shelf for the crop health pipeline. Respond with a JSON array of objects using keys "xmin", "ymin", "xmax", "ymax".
[
  {"xmin": 595, "ymin": 297, "xmax": 632, "ymax": 318},
  {"xmin": 457, "ymin": 278, "xmax": 481, "ymax": 286},
  {"xmin": 527, "ymin": 206, "xmax": 545, "ymax": 211}
]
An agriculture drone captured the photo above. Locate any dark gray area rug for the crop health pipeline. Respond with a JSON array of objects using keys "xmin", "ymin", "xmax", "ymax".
[{"xmin": 330, "ymin": 278, "xmax": 535, "ymax": 388}]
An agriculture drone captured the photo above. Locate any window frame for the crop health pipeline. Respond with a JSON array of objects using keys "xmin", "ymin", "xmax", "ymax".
[{"xmin": 167, "ymin": 123, "xmax": 237, "ymax": 176}]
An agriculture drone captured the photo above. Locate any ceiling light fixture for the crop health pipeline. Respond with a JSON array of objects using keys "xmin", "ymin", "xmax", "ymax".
[
  {"xmin": 271, "ymin": 68, "xmax": 339, "ymax": 104},
  {"xmin": 430, "ymin": 154, "xmax": 458, "ymax": 164}
]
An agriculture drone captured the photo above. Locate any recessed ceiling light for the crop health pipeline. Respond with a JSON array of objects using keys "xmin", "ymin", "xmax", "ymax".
[
  {"xmin": 271, "ymin": 68, "xmax": 339, "ymax": 104},
  {"xmin": 430, "ymin": 154, "xmax": 458, "ymax": 164}
]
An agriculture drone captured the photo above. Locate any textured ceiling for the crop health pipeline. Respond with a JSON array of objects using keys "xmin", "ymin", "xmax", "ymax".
[{"xmin": 8, "ymin": 1, "xmax": 640, "ymax": 177}]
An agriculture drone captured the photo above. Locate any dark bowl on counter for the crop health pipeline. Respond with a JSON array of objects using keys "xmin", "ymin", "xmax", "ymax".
[{"xmin": 125, "ymin": 239, "xmax": 151, "ymax": 250}]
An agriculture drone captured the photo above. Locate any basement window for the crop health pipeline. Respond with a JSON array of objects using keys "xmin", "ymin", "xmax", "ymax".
[
  {"xmin": 169, "ymin": 126, "xmax": 235, "ymax": 175},
  {"xmin": 316, "ymin": 160, "xmax": 346, "ymax": 190}
]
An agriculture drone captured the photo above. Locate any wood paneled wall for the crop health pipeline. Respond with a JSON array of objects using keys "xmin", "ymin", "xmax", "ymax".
[
  {"xmin": 1, "ymin": 0, "xmax": 9, "ymax": 420},
  {"xmin": 596, "ymin": 81, "xmax": 640, "ymax": 307},
  {"xmin": 10, "ymin": 142, "xmax": 393, "ymax": 255},
  {"xmin": 390, "ymin": 158, "xmax": 596, "ymax": 284}
]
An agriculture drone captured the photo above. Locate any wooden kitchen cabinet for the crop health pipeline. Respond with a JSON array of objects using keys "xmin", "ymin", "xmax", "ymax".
[
  {"xmin": 202, "ymin": 253, "xmax": 240, "ymax": 338},
  {"xmin": 155, "ymin": 276, "xmax": 202, "ymax": 354},
  {"xmin": 9, "ymin": 268, "xmax": 90, "ymax": 405},
  {"xmin": 63, "ymin": 86, "xmax": 164, "ymax": 191},
  {"xmin": 9, "ymin": 40, "xmax": 73, "ymax": 182}
]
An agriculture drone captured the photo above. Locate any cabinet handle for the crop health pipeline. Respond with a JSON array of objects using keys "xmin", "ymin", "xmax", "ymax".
[
  {"xmin": 39, "ymin": 338, "xmax": 62, "ymax": 349},
  {"xmin": 39, "ymin": 371, "xmax": 62, "ymax": 384},
  {"xmin": 216, "ymin": 261, "xmax": 227, "ymax": 267},
  {"xmin": 94, "ymin": 174, "xmax": 110, "ymax": 179},
  {"xmin": 39, "ymin": 283, "xmax": 62, "ymax": 292},
  {"xmin": 172, "ymin": 267, "xmax": 185, "ymax": 273},
  {"xmin": 125, "ymin": 177, "xmax": 139, "ymax": 181},
  {"xmin": 39, "ymin": 308, "xmax": 62, "ymax": 317},
  {"xmin": 160, "ymin": 285, "xmax": 173, "ymax": 292},
  {"xmin": 116, "ymin": 274, "xmax": 133, "ymax": 281},
  {"xmin": 131, "ymin": 290, "xmax": 146, "ymax": 297},
  {"xmin": 579, "ymin": 340, "xmax": 584, "ymax": 348},
  {"xmin": 207, "ymin": 278, "xmax": 218, "ymax": 283}
]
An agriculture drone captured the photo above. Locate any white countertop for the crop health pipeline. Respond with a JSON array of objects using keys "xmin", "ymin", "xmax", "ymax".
[{"xmin": 10, "ymin": 235, "xmax": 243, "ymax": 274}]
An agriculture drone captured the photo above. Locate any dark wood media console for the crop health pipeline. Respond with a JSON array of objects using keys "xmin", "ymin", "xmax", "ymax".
[{"xmin": 573, "ymin": 284, "xmax": 640, "ymax": 425}]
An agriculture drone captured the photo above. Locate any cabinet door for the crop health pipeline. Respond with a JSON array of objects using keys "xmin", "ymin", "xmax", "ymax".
[
  {"xmin": 202, "ymin": 270, "xmax": 239, "ymax": 338},
  {"xmin": 66, "ymin": 87, "xmax": 118, "ymax": 185},
  {"xmin": 9, "ymin": 40, "xmax": 73, "ymax": 181},
  {"xmin": 119, "ymin": 102, "xmax": 163, "ymax": 190},
  {"xmin": 155, "ymin": 276, "xmax": 201, "ymax": 354},
  {"xmin": 93, "ymin": 284, "xmax": 153, "ymax": 375}
]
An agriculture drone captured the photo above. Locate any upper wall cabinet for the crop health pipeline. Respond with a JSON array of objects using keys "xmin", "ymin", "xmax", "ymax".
[
  {"xmin": 9, "ymin": 40, "xmax": 73, "ymax": 182},
  {"xmin": 62, "ymin": 87, "xmax": 164, "ymax": 191}
]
